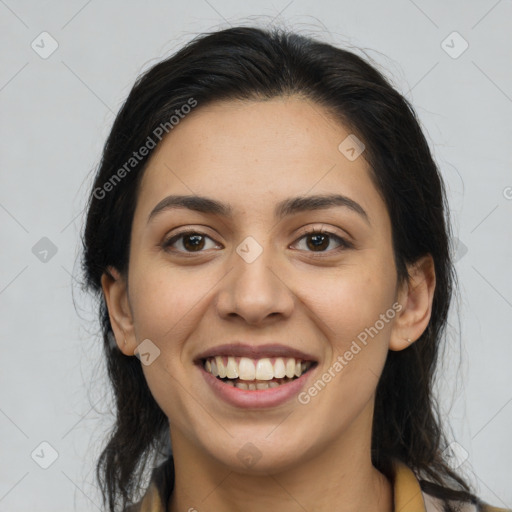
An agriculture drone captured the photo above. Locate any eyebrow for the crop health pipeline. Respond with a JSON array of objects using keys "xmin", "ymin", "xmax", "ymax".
[{"xmin": 147, "ymin": 193, "xmax": 370, "ymax": 226}]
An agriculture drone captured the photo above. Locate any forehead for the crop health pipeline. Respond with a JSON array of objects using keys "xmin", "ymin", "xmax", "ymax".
[{"xmin": 135, "ymin": 97, "xmax": 388, "ymax": 227}]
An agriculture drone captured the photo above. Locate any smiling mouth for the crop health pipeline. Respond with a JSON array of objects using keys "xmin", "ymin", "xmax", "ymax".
[{"xmin": 201, "ymin": 356, "xmax": 317, "ymax": 390}]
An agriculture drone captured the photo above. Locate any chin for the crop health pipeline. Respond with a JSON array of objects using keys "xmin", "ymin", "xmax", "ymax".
[{"xmin": 199, "ymin": 433, "xmax": 314, "ymax": 476}]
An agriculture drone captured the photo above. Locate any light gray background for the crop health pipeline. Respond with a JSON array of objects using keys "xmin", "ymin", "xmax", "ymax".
[{"xmin": 1, "ymin": 1, "xmax": 511, "ymax": 510}]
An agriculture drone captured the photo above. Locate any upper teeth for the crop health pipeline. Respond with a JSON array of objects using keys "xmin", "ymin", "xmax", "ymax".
[{"xmin": 204, "ymin": 356, "xmax": 312, "ymax": 380}]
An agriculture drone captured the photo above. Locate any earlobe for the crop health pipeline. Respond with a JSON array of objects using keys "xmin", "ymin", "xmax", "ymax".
[
  {"xmin": 100, "ymin": 266, "xmax": 137, "ymax": 356},
  {"xmin": 389, "ymin": 254, "xmax": 436, "ymax": 352}
]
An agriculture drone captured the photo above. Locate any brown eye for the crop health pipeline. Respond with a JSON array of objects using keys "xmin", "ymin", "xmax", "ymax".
[
  {"xmin": 181, "ymin": 234, "xmax": 206, "ymax": 251},
  {"xmin": 306, "ymin": 232, "xmax": 330, "ymax": 251},
  {"xmin": 293, "ymin": 229, "xmax": 352, "ymax": 253},
  {"xmin": 162, "ymin": 231, "xmax": 219, "ymax": 253}
]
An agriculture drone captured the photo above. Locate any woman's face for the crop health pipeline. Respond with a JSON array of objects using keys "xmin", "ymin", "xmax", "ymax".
[{"xmin": 109, "ymin": 96, "xmax": 412, "ymax": 473}]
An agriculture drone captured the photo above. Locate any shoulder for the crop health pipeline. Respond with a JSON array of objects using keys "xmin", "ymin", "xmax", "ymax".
[
  {"xmin": 391, "ymin": 459, "xmax": 509, "ymax": 512},
  {"xmin": 422, "ymin": 490, "xmax": 511, "ymax": 512}
]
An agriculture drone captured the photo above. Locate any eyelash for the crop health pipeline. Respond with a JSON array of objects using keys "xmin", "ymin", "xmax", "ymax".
[{"xmin": 160, "ymin": 227, "xmax": 353, "ymax": 257}]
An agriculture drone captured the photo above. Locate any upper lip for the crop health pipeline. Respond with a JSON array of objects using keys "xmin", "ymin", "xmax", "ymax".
[{"xmin": 194, "ymin": 343, "xmax": 318, "ymax": 363}]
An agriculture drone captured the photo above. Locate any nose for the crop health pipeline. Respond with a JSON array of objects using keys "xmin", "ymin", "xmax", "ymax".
[{"xmin": 214, "ymin": 242, "xmax": 295, "ymax": 326}]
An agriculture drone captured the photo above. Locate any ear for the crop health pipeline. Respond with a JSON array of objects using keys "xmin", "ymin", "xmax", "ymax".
[
  {"xmin": 389, "ymin": 254, "xmax": 436, "ymax": 351},
  {"xmin": 100, "ymin": 266, "xmax": 137, "ymax": 356}
]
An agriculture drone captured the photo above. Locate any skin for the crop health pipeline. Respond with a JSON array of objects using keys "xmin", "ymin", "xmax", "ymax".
[{"xmin": 101, "ymin": 96, "xmax": 436, "ymax": 512}]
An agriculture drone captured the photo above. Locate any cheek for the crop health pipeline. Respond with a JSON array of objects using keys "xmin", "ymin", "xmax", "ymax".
[
  {"xmin": 297, "ymin": 265, "xmax": 395, "ymax": 348},
  {"xmin": 129, "ymin": 265, "xmax": 210, "ymax": 346},
  {"xmin": 129, "ymin": 268, "xmax": 209, "ymax": 427},
  {"xmin": 300, "ymin": 268, "xmax": 395, "ymax": 428}
]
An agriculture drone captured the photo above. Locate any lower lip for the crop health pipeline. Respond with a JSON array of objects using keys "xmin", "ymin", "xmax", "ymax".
[{"xmin": 198, "ymin": 363, "xmax": 316, "ymax": 409}]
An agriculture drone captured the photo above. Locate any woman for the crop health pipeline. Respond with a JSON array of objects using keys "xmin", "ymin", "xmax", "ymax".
[{"xmin": 81, "ymin": 25, "xmax": 509, "ymax": 512}]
